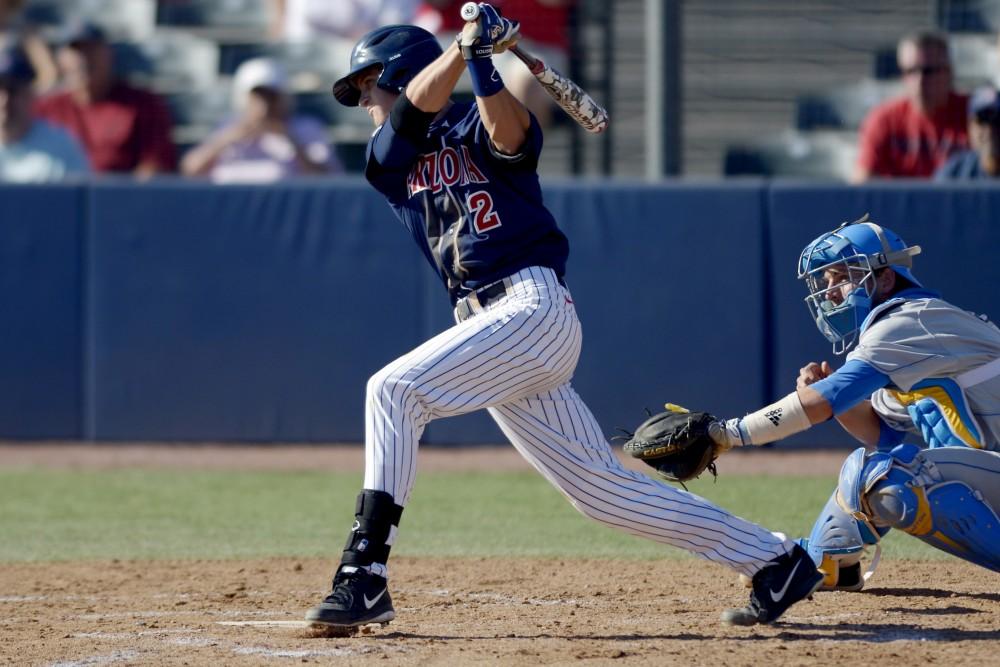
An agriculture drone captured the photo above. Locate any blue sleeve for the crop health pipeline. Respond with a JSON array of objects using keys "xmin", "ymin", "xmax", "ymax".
[
  {"xmin": 364, "ymin": 121, "xmax": 418, "ymax": 203},
  {"xmin": 810, "ymin": 359, "xmax": 890, "ymax": 415}
]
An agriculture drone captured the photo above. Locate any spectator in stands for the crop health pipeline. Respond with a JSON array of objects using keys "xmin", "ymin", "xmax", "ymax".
[
  {"xmin": 853, "ymin": 32, "xmax": 969, "ymax": 182},
  {"xmin": 417, "ymin": 0, "xmax": 575, "ymax": 127},
  {"xmin": 0, "ymin": 0, "xmax": 58, "ymax": 91},
  {"xmin": 268, "ymin": 0, "xmax": 420, "ymax": 41},
  {"xmin": 0, "ymin": 45, "xmax": 88, "ymax": 182},
  {"xmin": 180, "ymin": 57, "xmax": 341, "ymax": 183},
  {"xmin": 935, "ymin": 86, "xmax": 1000, "ymax": 180},
  {"xmin": 34, "ymin": 22, "xmax": 176, "ymax": 177}
]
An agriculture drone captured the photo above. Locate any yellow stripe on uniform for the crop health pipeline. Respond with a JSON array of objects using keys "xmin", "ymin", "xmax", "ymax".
[{"xmin": 887, "ymin": 384, "xmax": 984, "ymax": 449}]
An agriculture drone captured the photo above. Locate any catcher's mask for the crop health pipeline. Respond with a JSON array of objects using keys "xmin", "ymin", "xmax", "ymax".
[{"xmin": 798, "ymin": 215, "xmax": 922, "ymax": 355}]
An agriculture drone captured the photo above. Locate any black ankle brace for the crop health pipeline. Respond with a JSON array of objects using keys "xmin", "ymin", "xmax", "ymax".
[{"xmin": 341, "ymin": 490, "xmax": 404, "ymax": 567}]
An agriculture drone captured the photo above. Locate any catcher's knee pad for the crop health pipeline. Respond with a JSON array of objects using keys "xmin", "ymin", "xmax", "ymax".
[
  {"xmin": 885, "ymin": 378, "xmax": 985, "ymax": 449},
  {"xmin": 341, "ymin": 490, "xmax": 404, "ymax": 568},
  {"xmin": 802, "ymin": 451, "xmax": 888, "ymax": 592},
  {"xmin": 862, "ymin": 445, "xmax": 1000, "ymax": 572}
]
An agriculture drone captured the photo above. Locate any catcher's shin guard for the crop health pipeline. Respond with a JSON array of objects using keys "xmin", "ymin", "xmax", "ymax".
[
  {"xmin": 802, "ymin": 449, "xmax": 888, "ymax": 592},
  {"xmin": 861, "ymin": 445, "xmax": 1000, "ymax": 572},
  {"xmin": 341, "ymin": 490, "xmax": 404, "ymax": 569}
]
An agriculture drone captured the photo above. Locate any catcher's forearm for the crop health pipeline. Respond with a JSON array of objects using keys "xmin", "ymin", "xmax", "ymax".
[{"xmin": 726, "ymin": 392, "xmax": 813, "ymax": 447}]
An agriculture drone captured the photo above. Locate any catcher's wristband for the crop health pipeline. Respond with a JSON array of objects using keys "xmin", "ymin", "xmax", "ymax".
[
  {"xmin": 739, "ymin": 391, "xmax": 812, "ymax": 446},
  {"xmin": 465, "ymin": 56, "xmax": 504, "ymax": 97}
]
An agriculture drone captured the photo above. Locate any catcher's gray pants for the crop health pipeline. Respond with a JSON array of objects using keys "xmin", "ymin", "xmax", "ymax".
[{"xmin": 362, "ymin": 266, "xmax": 789, "ymax": 576}]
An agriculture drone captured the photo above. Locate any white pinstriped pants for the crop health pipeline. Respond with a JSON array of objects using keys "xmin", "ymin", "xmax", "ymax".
[{"xmin": 363, "ymin": 266, "xmax": 789, "ymax": 575}]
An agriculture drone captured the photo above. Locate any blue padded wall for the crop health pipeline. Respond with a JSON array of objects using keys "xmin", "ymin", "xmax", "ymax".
[
  {"xmin": 86, "ymin": 179, "xmax": 428, "ymax": 441},
  {"xmin": 0, "ymin": 185, "xmax": 84, "ymax": 438},
  {"xmin": 3, "ymin": 180, "xmax": 999, "ymax": 445}
]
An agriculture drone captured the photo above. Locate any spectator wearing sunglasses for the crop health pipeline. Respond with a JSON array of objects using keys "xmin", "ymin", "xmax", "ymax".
[
  {"xmin": 853, "ymin": 32, "xmax": 969, "ymax": 182},
  {"xmin": 934, "ymin": 87, "xmax": 1000, "ymax": 180}
]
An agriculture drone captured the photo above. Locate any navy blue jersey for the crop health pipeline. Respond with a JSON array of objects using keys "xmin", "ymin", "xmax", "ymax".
[{"xmin": 365, "ymin": 100, "xmax": 568, "ymax": 303}]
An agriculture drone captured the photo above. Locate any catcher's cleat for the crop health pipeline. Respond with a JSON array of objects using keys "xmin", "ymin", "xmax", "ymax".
[
  {"xmin": 305, "ymin": 566, "xmax": 395, "ymax": 635},
  {"xmin": 721, "ymin": 544, "xmax": 823, "ymax": 627}
]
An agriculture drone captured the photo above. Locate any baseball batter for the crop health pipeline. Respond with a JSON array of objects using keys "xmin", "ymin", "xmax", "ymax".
[
  {"xmin": 707, "ymin": 215, "xmax": 1000, "ymax": 591},
  {"xmin": 305, "ymin": 4, "xmax": 821, "ymax": 634}
]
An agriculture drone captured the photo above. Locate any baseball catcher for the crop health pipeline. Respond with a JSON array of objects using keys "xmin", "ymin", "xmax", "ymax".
[{"xmin": 641, "ymin": 215, "xmax": 1000, "ymax": 596}]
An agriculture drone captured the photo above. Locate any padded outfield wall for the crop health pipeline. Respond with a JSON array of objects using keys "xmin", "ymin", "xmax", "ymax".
[{"xmin": 1, "ymin": 179, "xmax": 997, "ymax": 446}]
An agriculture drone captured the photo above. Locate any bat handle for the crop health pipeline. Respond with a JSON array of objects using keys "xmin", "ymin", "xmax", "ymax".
[
  {"xmin": 508, "ymin": 45, "xmax": 544, "ymax": 76},
  {"xmin": 460, "ymin": 2, "xmax": 480, "ymax": 21}
]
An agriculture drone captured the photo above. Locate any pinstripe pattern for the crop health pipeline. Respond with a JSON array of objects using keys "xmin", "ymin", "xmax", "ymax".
[{"xmin": 362, "ymin": 266, "xmax": 789, "ymax": 575}]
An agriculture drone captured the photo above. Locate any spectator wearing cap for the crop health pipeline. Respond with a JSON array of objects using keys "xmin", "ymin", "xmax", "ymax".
[
  {"xmin": 853, "ymin": 32, "xmax": 969, "ymax": 182},
  {"xmin": 33, "ymin": 22, "xmax": 176, "ymax": 176},
  {"xmin": 0, "ymin": 45, "xmax": 88, "ymax": 182},
  {"xmin": 181, "ymin": 57, "xmax": 341, "ymax": 183},
  {"xmin": 935, "ymin": 87, "xmax": 1000, "ymax": 180}
]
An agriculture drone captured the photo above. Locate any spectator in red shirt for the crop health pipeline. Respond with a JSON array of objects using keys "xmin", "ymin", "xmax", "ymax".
[
  {"xmin": 853, "ymin": 32, "xmax": 969, "ymax": 182},
  {"xmin": 34, "ymin": 22, "xmax": 176, "ymax": 176}
]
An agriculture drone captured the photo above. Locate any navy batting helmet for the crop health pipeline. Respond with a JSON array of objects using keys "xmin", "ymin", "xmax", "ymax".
[{"xmin": 332, "ymin": 25, "xmax": 443, "ymax": 107}]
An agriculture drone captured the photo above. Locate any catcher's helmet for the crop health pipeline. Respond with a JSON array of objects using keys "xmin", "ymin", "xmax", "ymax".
[
  {"xmin": 332, "ymin": 25, "xmax": 442, "ymax": 106},
  {"xmin": 798, "ymin": 215, "xmax": 922, "ymax": 354}
]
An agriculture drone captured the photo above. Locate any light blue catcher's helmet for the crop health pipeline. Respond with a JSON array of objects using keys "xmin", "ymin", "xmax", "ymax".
[{"xmin": 798, "ymin": 214, "xmax": 922, "ymax": 354}]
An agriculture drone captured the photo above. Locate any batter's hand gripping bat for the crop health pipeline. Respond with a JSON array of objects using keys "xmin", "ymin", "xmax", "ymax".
[{"xmin": 459, "ymin": 2, "xmax": 609, "ymax": 134}]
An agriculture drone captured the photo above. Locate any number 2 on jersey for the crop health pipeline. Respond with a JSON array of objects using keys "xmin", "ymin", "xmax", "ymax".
[{"xmin": 467, "ymin": 190, "xmax": 502, "ymax": 233}]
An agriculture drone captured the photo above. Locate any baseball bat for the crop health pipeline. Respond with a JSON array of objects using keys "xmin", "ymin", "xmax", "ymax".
[{"xmin": 459, "ymin": 2, "xmax": 609, "ymax": 134}]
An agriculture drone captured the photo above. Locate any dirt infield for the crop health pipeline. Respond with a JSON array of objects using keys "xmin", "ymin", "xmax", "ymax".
[
  {"xmin": 2, "ymin": 557, "xmax": 998, "ymax": 666},
  {"xmin": 2, "ymin": 445, "xmax": 999, "ymax": 665}
]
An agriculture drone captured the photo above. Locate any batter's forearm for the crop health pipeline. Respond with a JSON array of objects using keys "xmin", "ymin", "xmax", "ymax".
[
  {"xmin": 476, "ymin": 88, "xmax": 531, "ymax": 155},
  {"xmin": 405, "ymin": 43, "xmax": 466, "ymax": 114}
]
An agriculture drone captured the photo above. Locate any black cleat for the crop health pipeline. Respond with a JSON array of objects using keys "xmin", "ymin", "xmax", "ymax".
[
  {"xmin": 721, "ymin": 544, "xmax": 823, "ymax": 627},
  {"xmin": 306, "ymin": 566, "xmax": 395, "ymax": 635}
]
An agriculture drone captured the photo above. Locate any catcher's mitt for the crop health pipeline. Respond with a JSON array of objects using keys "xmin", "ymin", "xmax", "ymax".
[{"xmin": 620, "ymin": 404, "xmax": 722, "ymax": 484}]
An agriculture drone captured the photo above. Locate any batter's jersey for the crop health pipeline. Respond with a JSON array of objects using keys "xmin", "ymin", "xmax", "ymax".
[
  {"xmin": 850, "ymin": 295, "xmax": 1000, "ymax": 450},
  {"xmin": 365, "ymin": 101, "xmax": 568, "ymax": 304}
]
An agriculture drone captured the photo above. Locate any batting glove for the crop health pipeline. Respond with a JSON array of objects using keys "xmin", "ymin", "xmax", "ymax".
[{"xmin": 458, "ymin": 3, "xmax": 520, "ymax": 59}]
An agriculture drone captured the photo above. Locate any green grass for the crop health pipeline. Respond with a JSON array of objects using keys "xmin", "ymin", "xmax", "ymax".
[{"xmin": 0, "ymin": 468, "xmax": 942, "ymax": 562}]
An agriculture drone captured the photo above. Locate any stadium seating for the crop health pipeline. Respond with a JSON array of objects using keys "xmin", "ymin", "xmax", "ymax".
[
  {"xmin": 723, "ymin": 131, "xmax": 857, "ymax": 180},
  {"xmin": 795, "ymin": 79, "xmax": 902, "ymax": 131},
  {"xmin": 937, "ymin": 0, "xmax": 1000, "ymax": 32},
  {"xmin": 114, "ymin": 30, "xmax": 220, "ymax": 92},
  {"xmin": 156, "ymin": 0, "xmax": 268, "ymax": 31}
]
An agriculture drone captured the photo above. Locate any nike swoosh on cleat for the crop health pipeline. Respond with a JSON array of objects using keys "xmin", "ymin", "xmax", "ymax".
[
  {"xmin": 363, "ymin": 588, "xmax": 387, "ymax": 609},
  {"xmin": 769, "ymin": 561, "xmax": 801, "ymax": 602}
]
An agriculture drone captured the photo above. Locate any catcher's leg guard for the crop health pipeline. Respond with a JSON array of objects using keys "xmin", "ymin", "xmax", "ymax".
[
  {"xmin": 340, "ymin": 490, "xmax": 404, "ymax": 570},
  {"xmin": 801, "ymin": 448, "xmax": 888, "ymax": 592},
  {"xmin": 863, "ymin": 445, "xmax": 1000, "ymax": 572}
]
